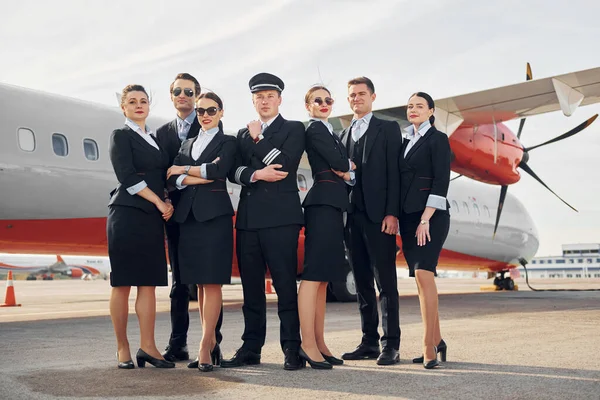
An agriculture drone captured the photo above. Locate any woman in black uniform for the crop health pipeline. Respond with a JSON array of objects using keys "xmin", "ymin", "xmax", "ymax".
[
  {"xmin": 108, "ymin": 84, "xmax": 175, "ymax": 369},
  {"xmin": 398, "ymin": 92, "xmax": 451, "ymax": 369},
  {"xmin": 166, "ymin": 92, "xmax": 236, "ymax": 372},
  {"xmin": 299, "ymin": 86, "xmax": 355, "ymax": 369}
]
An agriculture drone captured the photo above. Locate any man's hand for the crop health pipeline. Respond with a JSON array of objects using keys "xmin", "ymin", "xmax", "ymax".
[
  {"xmin": 247, "ymin": 120, "xmax": 262, "ymax": 140},
  {"xmin": 350, "ymin": 161, "xmax": 357, "ymax": 170},
  {"xmin": 332, "ymin": 169, "xmax": 352, "ymax": 181},
  {"xmin": 212, "ymin": 157, "xmax": 220, "ymax": 164},
  {"xmin": 167, "ymin": 165, "xmax": 187, "ymax": 179},
  {"xmin": 381, "ymin": 215, "xmax": 398, "ymax": 235},
  {"xmin": 255, "ymin": 164, "xmax": 288, "ymax": 182}
]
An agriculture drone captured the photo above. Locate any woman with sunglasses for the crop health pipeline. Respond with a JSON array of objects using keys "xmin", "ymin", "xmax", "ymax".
[
  {"xmin": 108, "ymin": 84, "xmax": 175, "ymax": 369},
  {"xmin": 298, "ymin": 86, "xmax": 355, "ymax": 369},
  {"xmin": 398, "ymin": 92, "xmax": 451, "ymax": 369},
  {"xmin": 166, "ymin": 92, "xmax": 236, "ymax": 372}
]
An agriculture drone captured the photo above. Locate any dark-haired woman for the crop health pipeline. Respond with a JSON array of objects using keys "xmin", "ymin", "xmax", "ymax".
[
  {"xmin": 166, "ymin": 92, "xmax": 236, "ymax": 372},
  {"xmin": 398, "ymin": 92, "xmax": 451, "ymax": 369},
  {"xmin": 108, "ymin": 84, "xmax": 175, "ymax": 369},
  {"xmin": 298, "ymin": 86, "xmax": 355, "ymax": 369}
]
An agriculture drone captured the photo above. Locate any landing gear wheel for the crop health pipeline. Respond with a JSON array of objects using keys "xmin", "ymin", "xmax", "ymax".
[
  {"xmin": 503, "ymin": 278, "xmax": 515, "ymax": 291},
  {"xmin": 493, "ymin": 271, "xmax": 516, "ymax": 291}
]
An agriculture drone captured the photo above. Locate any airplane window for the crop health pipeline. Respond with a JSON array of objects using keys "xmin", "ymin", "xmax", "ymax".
[
  {"xmin": 17, "ymin": 128, "xmax": 36, "ymax": 152},
  {"xmin": 297, "ymin": 174, "xmax": 308, "ymax": 192},
  {"xmin": 462, "ymin": 201, "xmax": 469, "ymax": 214},
  {"xmin": 451, "ymin": 200, "xmax": 459, "ymax": 214},
  {"xmin": 83, "ymin": 139, "xmax": 99, "ymax": 161},
  {"xmin": 52, "ymin": 133, "xmax": 69, "ymax": 157}
]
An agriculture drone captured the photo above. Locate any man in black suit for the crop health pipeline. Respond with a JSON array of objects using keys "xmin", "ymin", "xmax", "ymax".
[
  {"xmin": 221, "ymin": 73, "xmax": 305, "ymax": 371},
  {"xmin": 339, "ymin": 76, "xmax": 402, "ymax": 365},
  {"xmin": 156, "ymin": 73, "xmax": 223, "ymax": 362}
]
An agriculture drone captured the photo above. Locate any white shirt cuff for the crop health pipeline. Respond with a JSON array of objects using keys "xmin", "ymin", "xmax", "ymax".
[
  {"xmin": 426, "ymin": 194, "xmax": 447, "ymax": 210},
  {"xmin": 126, "ymin": 180, "xmax": 147, "ymax": 195},
  {"xmin": 176, "ymin": 174, "xmax": 188, "ymax": 190},
  {"xmin": 345, "ymin": 170, "xmax": 356, "ymax": 186},
  {"xmin": 200, "ymin": 164, "xmax": 208, "ymax": 179}
]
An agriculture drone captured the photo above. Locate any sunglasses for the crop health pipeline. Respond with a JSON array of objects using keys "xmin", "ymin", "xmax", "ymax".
[
  {"xmin": 314, "ymin": 97, "xmax": 334, "ymax": 106},
  {"xmin": 172, "ymin": 87, "xmax": 194, "ymax": 97},
  {"xmin": 196, "ymin": 107, "xmax": 222, "ymax": 116}
]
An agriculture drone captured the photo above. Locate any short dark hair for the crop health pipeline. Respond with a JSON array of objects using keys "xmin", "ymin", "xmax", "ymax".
[
  {"xmin": 197, "ymin": 92, "xmax": 224, "ymax": 109},
  {"xmin": 170, "ymin": 73, "xmax": 201, "ymax": 97},
  {"xmin": 304, "ymin": 85, "xmax": 331, "ymax": 104},
  {"xmin": 409, "ymin": 91, "xmax": 436, "ymax": 126},
  {"xmin": 347, "ymin": 76, "xmax": 375, "ymax": 94}
]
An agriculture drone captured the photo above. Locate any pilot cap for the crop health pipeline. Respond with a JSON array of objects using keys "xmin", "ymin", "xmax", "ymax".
[{"xmin": 249, "ymin": 72, "xmax": 285, "ymax": 93}]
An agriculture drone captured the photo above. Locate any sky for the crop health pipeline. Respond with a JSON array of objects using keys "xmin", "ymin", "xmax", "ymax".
[{"xmin": 1, "ymin": 0, "xmax": 600, "ymax": 256}]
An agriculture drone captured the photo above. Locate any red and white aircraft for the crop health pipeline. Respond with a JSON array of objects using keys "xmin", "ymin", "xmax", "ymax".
[
  {"xmin": 0, "ymin": 254, "xmax": 109, "ymax": 280},
  {"xmin": 0, "ymin": 64, "xmax": 599, "ymax": 298}
]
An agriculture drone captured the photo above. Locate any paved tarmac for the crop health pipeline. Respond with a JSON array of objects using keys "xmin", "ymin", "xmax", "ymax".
[{"xmin": 1, "ymin": 278, "xmax": 599, "ymax": 399}]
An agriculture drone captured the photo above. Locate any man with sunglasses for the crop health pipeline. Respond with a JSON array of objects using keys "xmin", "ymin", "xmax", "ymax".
[
  {"xmin": 156, "ymin": 73, "xmax": 223, "ymax": 363},
  {"xmin": 221, "ymin": 72, "xmax": 305, "ymax": 371}
]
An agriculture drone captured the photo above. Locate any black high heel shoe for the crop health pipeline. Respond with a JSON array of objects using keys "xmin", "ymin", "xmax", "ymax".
[
  {"xmin": 321, "ymin": 352, "xmax": 344, "ymax": 366},
  {"xmin": 299, "ymin": 347, "xmax": 332, "ymax": 370},
  {"xmin": 412, "ymin": 339, "xmax": 447, "ymax": 363},
  {"xmin": 136, "ymin": 349, "xmax": 175, "ymax": 368},
  {"xmin": 116, "ymin": 351, "xmax": 134, "ymax": 369},
  {"xmin": 211, "ymin": 343, "xmax": 222, "ymax": 366},
  {"xmin": 423, "ymin": 346, "xmax": 440, "ymax": 370}
]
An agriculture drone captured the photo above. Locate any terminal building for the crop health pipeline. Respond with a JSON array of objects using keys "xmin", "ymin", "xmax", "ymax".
[{"xmin": 519, "ymin": 243, "xmax": 600, "ymax": 279}]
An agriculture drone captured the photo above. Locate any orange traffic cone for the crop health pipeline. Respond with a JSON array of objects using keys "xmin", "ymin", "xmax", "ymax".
[
  {"xmin": 265, "ymin": 279, "xmax": 275, "ymax": 294},
  {"xmin": 1, "ymin": 271, "xmax": 21, "ymax": 307}
]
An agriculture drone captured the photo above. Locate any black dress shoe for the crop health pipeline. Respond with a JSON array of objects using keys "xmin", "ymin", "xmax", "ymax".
[
  {"xmin": 299, "ymin": 348, "xmax": 332, "ymax": 370},
  {"xmin": 321, "ymin": 353, "xmax": 344, "ymax": 366},
  {"xmin": 283, "ymin": 349, "xmax": 304, "ymax": 371},
  {"xmin": 162, "ymin": 345, "xmax": 189, "ymax": 362},
  {"xmin": 423, "ymin": 345, "xmax": 440, "ymax": 369},
  {"xmin": 220, "ymin": 348, "xmax": 261, "ymax": 368},
  {"xmin": 116, "ymin": 352, "xmax": 134, "ymax": 369},
  {"xmin": 412, "ymin": 339, "xmax": 447, "ymax": 363},
  {"xmin": 341, "ymin": 344, "xmax": 380, "ymax": 360},
  {"xmin": 376, "ymin": 348, "xmax": 400, "ymax": 365},
  {"xmin": 136, "ymin": 349, "xmax": 176, "ymax": 368}
]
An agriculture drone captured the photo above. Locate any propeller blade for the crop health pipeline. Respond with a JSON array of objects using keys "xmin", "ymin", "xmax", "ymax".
[
  {"xmin": 517, "ymin": 64, "xmax": 532, "ymax": 140},
  {"xmin": 517, "ymin": 118, "xmax": 526, "ymax": 139},
  {"xmin": 519, "ymin": 162, "xmax": 578, "ymax": 212},
  {"xmin": 493, "ymin": 185, "xmax": 508, "ymax": 239},
  {"xmin": 525, "ymin": 114, "xmax": 598, "ymax": 152},
  {"xmin": 450, "ymin": 175, "xmax": 463, "ymax": 181}
]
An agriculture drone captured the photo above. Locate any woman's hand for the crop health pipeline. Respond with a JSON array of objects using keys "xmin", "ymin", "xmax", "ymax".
[
  {"xmin": 156, "ymin": 200, "xmax": 174, "ymax": 221},
  {"xmin": 167, "ymin": 165, "xmax": 187, "ymax": 179},
  {"xmin": 416, "ymin": 221, "xmax": 431, "ymax": 246},
  {"xmin": 331, "ymin": 169, "xmax": 352, "ymax": 181}
]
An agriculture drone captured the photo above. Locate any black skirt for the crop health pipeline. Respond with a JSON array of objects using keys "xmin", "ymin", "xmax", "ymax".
[
  {"xmin": 302, "ymin": 205, "xmax": 347, "ymax": 282},
  {"xmin": 107, "ymin": 205, "xmax": 168, "ymax": 287},
  {"xmin": 400, "ymin": 210, "xmax": 450, "ymax": 277},
  {"xmin": 178, "ymin": 214, "xmax": 233, "ymax": 285}
]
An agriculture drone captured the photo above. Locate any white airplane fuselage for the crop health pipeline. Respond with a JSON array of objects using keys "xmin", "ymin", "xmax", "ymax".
[{"xmin": 0, "ymin": 83, "xmax": 539, "ymax": 272}]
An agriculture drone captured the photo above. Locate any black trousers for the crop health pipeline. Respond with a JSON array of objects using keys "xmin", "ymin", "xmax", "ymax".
[
  {"xmin": 237, "ymin": 225, "xmax": 301, "ymax": 353},
  {"xmin": 166, "ymin": 222, "xmax": 223, "ymax": 347},
  {"xmin": 346, "ymin": 210, "xmax": 400, "ymax": 349}
]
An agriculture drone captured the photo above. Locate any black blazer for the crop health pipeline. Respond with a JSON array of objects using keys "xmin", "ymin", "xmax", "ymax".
[
  {"xmin": 339, "ymin": 115, "xmax": 402, "ymax": 223},
  {"xmin": 303, "ymin": 120, "xmax": 351, "ymax": 211},
  {"xmin": 156, "ymin": 117, "xmax": 201, "ymax": 165},
  {"xmin": 168, "ymin": 130, "xmax": 236, "ymax": 224},
  {"xmin": 108, "ymin": 126, "xmax": 169, "ymax": 213},
  {"xmin": 398, "ymin": 126, "xmax": 451, "ymax": 214},
  {"xmin": 229, "ymin": 114, "xmax": 305, "ymax": 230}
]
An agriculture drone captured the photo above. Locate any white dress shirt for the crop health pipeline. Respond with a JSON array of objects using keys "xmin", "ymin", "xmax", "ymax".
[{"xmin": 176, "ymin": 127, "xmax": 219, "ymax": 189}]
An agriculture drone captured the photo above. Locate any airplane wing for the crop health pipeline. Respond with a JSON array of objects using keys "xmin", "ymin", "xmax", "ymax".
[{"xmin": 329, "ymin": 66, "xmax": 600, "ymax": 135}]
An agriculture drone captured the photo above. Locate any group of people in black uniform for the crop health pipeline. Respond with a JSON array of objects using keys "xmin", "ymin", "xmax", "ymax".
[{"xmin": 107, "ymin": 72, "xmax": 451, "ymax": 373}]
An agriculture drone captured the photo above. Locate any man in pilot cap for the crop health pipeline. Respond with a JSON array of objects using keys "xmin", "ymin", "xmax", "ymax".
[{"xmin": 222, "ymin": 73, "xmax": 305, "ymax": 370}]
